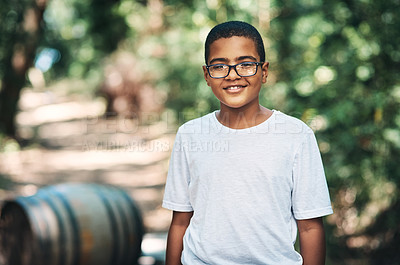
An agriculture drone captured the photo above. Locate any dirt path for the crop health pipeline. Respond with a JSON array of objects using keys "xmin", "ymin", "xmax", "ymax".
[{"xmin": 0, "ymin": 88, "xmax": 176, "ymax": 233}]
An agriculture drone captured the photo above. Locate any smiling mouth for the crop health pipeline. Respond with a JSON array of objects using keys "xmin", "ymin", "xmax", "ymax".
[{"xmin": 223, "ymin": 85, "xmax": 246, "ymax": 91}]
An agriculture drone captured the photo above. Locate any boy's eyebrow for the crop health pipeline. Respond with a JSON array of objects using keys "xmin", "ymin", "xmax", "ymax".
[
  {"xmin": 236, "ymin": 56, "xmax": 258, "ymax": 62},
  {"xmin": 209, "ymin": 58, "xmax": 228, "ymax": 65},
  {"xmin": 209, "ymin": 56, "xmax": 258, "ymax": 65}
]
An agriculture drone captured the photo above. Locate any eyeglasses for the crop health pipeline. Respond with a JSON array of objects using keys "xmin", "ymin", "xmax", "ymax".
[{"xmin": 206, "ymin": 62, "xmax": 263, "ymax": 79}]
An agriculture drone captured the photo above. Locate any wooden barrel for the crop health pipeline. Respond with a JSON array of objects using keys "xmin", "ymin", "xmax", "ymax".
[{"xmin": 0, "ymin": 183, "xmax": 144, "ymax": 265}]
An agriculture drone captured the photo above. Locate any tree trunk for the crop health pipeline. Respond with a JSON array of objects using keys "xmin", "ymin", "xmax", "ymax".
[{"xmin": 0, "ymin": 0, "xmax": 47, "ymax": 138}]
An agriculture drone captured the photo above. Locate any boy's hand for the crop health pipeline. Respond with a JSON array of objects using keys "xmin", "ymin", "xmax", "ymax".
[{"xmin": 297, "ymin": 217, "xmax": 326, "ymax": 265}]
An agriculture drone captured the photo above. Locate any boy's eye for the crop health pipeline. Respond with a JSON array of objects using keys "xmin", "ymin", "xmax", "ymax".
[
  {"xmin": 211, "ymin": 65, "xmax": 227, "ymax": 71},
  {"xmin": 239, "ymin": 62, "xmax": 255, "ymax": 68}
]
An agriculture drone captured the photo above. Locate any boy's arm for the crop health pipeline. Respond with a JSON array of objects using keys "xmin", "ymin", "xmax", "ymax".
[
  {"xmin": 165, "ymin": 211, "xmax": 193, "ymax": 265},
  {"xmin": 296, "ymin": 217, "xmax": 326, "ymax": 265}
]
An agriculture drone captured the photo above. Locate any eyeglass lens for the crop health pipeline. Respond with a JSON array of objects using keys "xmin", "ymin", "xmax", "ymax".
[{"xmin": 208, "ymin": 62, "xmax": 258, "ymax": 78}]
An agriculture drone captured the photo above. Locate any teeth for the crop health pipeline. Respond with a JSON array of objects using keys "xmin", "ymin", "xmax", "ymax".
[{"xmin": 227, "ymin": 86, "xmax": 242, "ymax": 90}]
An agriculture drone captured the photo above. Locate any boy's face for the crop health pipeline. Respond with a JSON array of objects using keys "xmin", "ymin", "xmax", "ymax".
[{"xmin": 203, "ymin": 36, "xmax": 268, "ymax": 111}]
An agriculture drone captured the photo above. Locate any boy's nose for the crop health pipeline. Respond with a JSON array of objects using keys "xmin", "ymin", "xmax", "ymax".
[{"xmin": 225, "ymin": 67, "xmax": 241, "ymax": 80}]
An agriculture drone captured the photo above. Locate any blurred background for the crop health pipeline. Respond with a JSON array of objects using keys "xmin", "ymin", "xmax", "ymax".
[{"xmin": 0, "ymin": 0, "xmax": 399, "ymax": 264}]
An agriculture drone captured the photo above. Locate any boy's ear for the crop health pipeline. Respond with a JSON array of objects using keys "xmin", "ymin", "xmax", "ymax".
[
  {"xmin": 262, "ymin": 62, "xmax": 269, "ymax": 83},
  {"xmin": 202, "ymin": 65, "xmax": 211, "ymax": 86}
]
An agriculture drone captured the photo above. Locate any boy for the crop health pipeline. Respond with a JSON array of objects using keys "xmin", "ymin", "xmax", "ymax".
[{"xmin": 162, "ymin": 21, "xmax": 333, "ymax": 265}]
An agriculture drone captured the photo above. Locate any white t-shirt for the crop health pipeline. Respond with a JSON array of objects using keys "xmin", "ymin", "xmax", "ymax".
[{"xmin": 163, "ymin": 110, "xmax": 333, "ymax": 265}]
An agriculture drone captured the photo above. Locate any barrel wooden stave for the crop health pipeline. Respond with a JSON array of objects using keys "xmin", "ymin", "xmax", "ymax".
[{"xmin": 0, "ymin": 183, "xmax": 144, "ymax": 265}]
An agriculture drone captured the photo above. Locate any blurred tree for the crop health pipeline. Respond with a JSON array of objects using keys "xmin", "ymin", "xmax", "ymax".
[
  {"xmin": 269, "ymin": 0, "xmax": 400, "ymax": 264},
  {"xmin": 0, "ymin": 0, "xmax": 129, "ymax": 138},
  {"xmin": 0, "ymin": 0, "xmax": 47, "ymax": 136},
  {"xmin": 43, "ymin": 0, "xmax": 129, "ymax": 79},
  {"xmin": 113, "ymin": 0, "xmax": 264, "ymax": 121},
  {"xmin": 1, "ymin": 0, "xmax": 399, "ymax": 263}
]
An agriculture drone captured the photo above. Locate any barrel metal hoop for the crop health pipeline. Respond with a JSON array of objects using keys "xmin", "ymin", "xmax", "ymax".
[
  {"xmin": 50, "ymin": 189, "xmax": 81, "ymax": 265},
  {"xmin": 108, "ymin": 187, "xmax": 132, "ymax": 265},
  {"xmin": 39, "ymin": 190, "xmax": 67, "ymax": 265},
  {"xmin": 93, "ymin": 186, "xmax": 120, "ymax": 265},
  {"xmin": 16, "ymin": 196, "xmax": 53, "ymax": 262},
  {"xmin": 119, "ymin": 191, "xmax": 144, "ymax": 256}
]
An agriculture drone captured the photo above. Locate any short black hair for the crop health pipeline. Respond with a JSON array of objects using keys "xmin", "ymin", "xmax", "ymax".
[{"xmin": 204, "ymin": 21, "xmax": 265, "ymax": 64}]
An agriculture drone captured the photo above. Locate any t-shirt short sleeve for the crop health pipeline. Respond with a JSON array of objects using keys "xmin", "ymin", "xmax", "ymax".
[
  {"xmin": 162, "ymin": 128, "xmax": 193, "ymax": 212},
  {"xmin": 291, "ymin": 128, "xmax": 333, "ymax": 220}
]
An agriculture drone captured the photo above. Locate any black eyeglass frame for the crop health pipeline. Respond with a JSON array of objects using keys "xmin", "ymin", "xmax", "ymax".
[{"xmin": 205, "ymin": 62, "xmax": 264, "ymax": 79}]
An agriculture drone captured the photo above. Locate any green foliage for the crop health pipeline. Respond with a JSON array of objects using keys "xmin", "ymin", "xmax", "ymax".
[
  {"xmin": 269, "ymin": 0, "xmax": 400, "ymax": 263},
  {"xmin": 1, "ymin": 0, "xmax": 400, "ymax": 263},
  {"xmin": 43, "ymin": 0, "xmax": 129, "ymax": 80},
  {"xmin": 109, "ymin": 0, "xmax": 265, "ymax": 121}
]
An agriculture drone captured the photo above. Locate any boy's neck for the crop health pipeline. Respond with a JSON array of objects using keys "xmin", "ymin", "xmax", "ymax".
[{"xmin": 216, "ymin": 104, "xmax": 273, "ymax": 129}]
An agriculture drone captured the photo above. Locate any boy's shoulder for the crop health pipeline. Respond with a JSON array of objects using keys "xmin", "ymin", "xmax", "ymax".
[
  {"xmin": 176, "ymin": 111, "xmax": 216, "ymax": 135},
  {"xmin": 175, "ymin": 109, "xmax": 314, "ymax": 136},
  {"xmin": 267, "ymin": 110, "xmax": 314, "ymax": 135}
]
